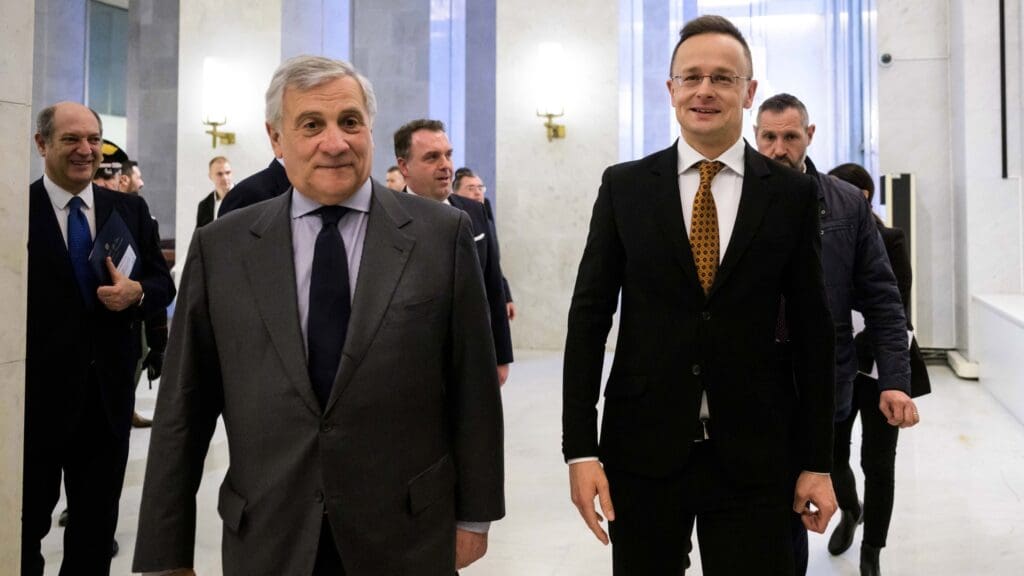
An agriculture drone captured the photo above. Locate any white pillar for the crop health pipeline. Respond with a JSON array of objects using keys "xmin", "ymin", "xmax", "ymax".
[
  {"xmin": 175, "ymin": 0, "xmax": 283, "ymax": 269},
  {"xmin": 495, "ymin": 0, "xmax": 619, "ymax": 350},
  {"xmin": 0, "ymin": 0, "xmax": 35, "ymax": 568}
]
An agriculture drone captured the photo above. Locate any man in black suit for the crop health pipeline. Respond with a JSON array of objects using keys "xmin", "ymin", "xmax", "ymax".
[
  {"xmin": 216, "ymin": 157, "xmax": 290, "ymax": 217},
  {"xmin": 454, "ymin": 168, "xmax": 516, "ymax": 321},
  {"xmin": 24, "ymin": 101, "xmax": 175, "ymax": 575},
  {"xmin": 394, "ymin": 119, "xmax": 513, "ymax": 385},
  {"xmin": 563, "ymin": 16, "xmax": 836, "ymax": 575},
  {"xmin": 196, "ymin": 155, "xmax": 234, "ymax": 227}
]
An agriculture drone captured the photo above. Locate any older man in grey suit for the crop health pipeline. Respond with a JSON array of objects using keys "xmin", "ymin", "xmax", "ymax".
[{"xmin": 132, "ymin": 56, "xmax": 505, "ymax": 576}]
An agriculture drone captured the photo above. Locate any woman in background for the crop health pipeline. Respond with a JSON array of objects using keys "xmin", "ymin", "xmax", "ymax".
[{"xmin": 826, "ymin": 163, "xmax": 931, "ymax": 576}]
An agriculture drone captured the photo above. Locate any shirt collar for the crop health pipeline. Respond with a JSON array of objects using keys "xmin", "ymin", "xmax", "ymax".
[
  {"xmin": 43, "ymin": 173, "xmax": 94, "ymax": 211},
  {"xmin": 677, "ymin": 136, "xmax": 747, "ymax": 177},
  {"xmin": 291, "ymin": 177, "xmax": 373, "ymax": 219},
  {"xmin": 405, "ymin": 185, "xmax": 451, "ymax": 204}
]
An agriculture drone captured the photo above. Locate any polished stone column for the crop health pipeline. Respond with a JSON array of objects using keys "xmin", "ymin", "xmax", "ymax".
[
  {"xmin": 352, "ymin": 0, "xmax": 431, "ymax": 178},
  {"xmin": 1, "ymin": 0, "xmax": 34, "ymax": 568},
  {"xmin": 127, "ymin": 0, "xmax": 179, "ymax": 239},
  {"xmin": 29, "ymin": 0, "xmax": 87, "ymax": 180}
]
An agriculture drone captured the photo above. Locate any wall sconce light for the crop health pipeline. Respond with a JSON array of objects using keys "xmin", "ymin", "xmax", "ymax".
[
  {"xmin": 536, "ymin": 42, "xmax": 566, "ymax": 142},
  {"xmin": 202, "ymin": 58, "xmax": 236, "ymax": 148}
]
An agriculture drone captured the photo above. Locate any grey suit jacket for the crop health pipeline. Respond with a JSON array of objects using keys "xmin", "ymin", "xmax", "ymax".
[{"xmin": 133, "ymin": 181, "xmax": 505, "ymax": 576}]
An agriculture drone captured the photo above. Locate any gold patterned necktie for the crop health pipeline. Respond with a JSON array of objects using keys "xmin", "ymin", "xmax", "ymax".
[{"xmin": 691, "ymin": 160, "xmax": 725, "ymax": 293}]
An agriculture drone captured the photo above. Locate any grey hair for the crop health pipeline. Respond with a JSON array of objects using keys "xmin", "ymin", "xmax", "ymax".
[
  {"xmin": 37, "ymin": 103, "xmax": 103, "ymax": 143},
  {"xmin": 265, "ymin": 55, "xmax": 377, "ymax": 130}
]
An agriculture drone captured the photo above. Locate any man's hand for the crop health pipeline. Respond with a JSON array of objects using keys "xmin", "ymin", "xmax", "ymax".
[
  {"xmin": 455, "ymin": 528, "xmax": 488, "ymax": 569},
  {"xmin": 497, "ymin": 364, "xmax": 510, "ymax": 387},
  {"xmin": 506, "ymin": 301, "xmax": 517, "ymax": 321},
  {"xmin": 569, "ymin": 460, "xmax": 615, "ymax": 545},
  {"xmin": 97, "ymin": 256, "xmax": 143, "ymax": 311},
  {"xmin": 879, "ymin": 389, "xmax": 919, "ymax": 428},
  {"xmin": 793, "ymin": 471, "xmax": 837, "ymax": 534}
]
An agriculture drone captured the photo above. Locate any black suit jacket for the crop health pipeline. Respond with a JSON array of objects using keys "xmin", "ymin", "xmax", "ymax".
[
  {"xmin": 563, "ymin": 142, "xmax": 835, "ymax": 485},
  {"xmin": 855, "ymin": 224, "xmax": 931, "ymax": 398},
  {"xmin": 217, "ymin": 159, "xmax": 291, "ymax": 217},
  {"xmin": 196, "ymin": 191, "xmax": 216, "ymax": 228},
  {"xmin": 26, "ymin": 179, "xmax": 175, "ymax": 440},
  {"xmin": 449, "ymin": 194, "xmax": 513, "ymax": 364},
  {"xmin": 482, "ymin": 198, "xmax": 513, "ymax": 303}
]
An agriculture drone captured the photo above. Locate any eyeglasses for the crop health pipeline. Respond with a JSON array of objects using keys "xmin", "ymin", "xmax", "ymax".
[{"xmin": 670, "ymin": 74, "xmax": 750, "ymax": 89}]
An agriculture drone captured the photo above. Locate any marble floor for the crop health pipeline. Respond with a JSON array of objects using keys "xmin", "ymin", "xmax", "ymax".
[{"xmin": 41, "ymin": 352, "xmax": 1024, "ymax": 575}]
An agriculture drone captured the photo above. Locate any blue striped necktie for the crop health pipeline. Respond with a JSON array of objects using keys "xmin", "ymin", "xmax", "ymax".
[{"xmin": 67, "ymin": 196, "xmax": 96, "ymax": 307}]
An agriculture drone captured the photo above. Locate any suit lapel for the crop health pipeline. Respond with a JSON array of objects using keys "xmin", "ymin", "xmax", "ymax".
[
  {"xmin": 710, "ymin": 144, "xmax": 775, "ymax": 297},
  {"xmin": 93, "ymin": 184, "xmax": 114, "ymax": 235},
  {"xmin": 649, "ymin": 143, "xmax": 704, "ymax": 296},
  {"xmin": 326, "ymin": 183, "xmax": 414, "ymax": 413},
  {"xmin": 243, "ymin": 191, "xmax": 323, "ymax": 416}
]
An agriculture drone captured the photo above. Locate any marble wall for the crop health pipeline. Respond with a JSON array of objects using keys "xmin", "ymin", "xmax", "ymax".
[
  {"xmin": 946, "ymin": 0, "xmax": 1024, "ymax": 359},
  {"xmin": 351, "ymin": 0, "xmax": 431, "ymax": 180},
  {"xmin": 282, "ymin": 0, "xmax": 351, "ymax": 61},
  {"xmin": 877, "ymin": 0, "xmax": 957, "ymax": 349},
  {"xmin": 1, "ymin": 0, "xmax": 33, "ymax": 567},
  {"xmin": 495, "ymin": 0, "xmax": 620, "ymax": 350},
  {"xmin": 30, "ymin": 0, "xmax": 87, "ymax": 183},
  {"xmin": 175, "ymin": 0, "xmax": 283, "ymax": 270}
]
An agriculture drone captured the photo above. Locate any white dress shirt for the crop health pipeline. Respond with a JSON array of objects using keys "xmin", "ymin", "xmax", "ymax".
[
  {"xmin": 43, "ymin": 174, "xmax": 96, "ymax": 246},
  {"xmin": 676, "ymin": 136, "xmax": 747, "ymax": 262}
]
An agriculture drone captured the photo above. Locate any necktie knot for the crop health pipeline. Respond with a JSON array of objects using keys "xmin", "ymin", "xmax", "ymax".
[
  {"xmin": 315, "ymin": 205, "xmax": 349, "ymax": 228},
  {"xmin": 697, "ymin": 160, "xmax": 725, "ymax": 184},
  {"xmin": 68, "ymin": 195, "xmax": 85, "ymax": 212}
]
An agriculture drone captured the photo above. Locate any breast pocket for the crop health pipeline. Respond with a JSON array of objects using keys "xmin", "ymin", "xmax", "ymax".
[
  {"xmin": 386, "ymin": 296, "xmax": 440, "ymax": 324},
  {"xmin": 821, "ymin": 218, "xmax": 856, "ymax": 287}
]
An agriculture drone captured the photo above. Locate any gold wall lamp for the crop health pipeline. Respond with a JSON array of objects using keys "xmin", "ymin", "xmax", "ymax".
[
  {"xmin": 202, "ymin": 58, "xmax": 236, "ymax": 148},
  {"xmin": 536, "ymin": 42, "xmax": 566, "ymax": 142},
  {"xmin": 203, "ymin": 118, "xmax": 236, "ymax": 148}
]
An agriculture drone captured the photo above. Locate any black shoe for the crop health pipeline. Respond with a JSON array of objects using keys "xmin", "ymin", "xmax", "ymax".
[
  {"xmin": 827, "ymin": 502, "xmax": 863, "ymax": 556},
  {"xmin": 860, "ymin": 543, "xmax": 881, "ymax": 576},
  {"xmin": 57, "ymin": 508, "xmax": 69, "ymax": 527},
  {"xmin": 111, "ymin": 539, "xmax": 119, "ymax": 558}
]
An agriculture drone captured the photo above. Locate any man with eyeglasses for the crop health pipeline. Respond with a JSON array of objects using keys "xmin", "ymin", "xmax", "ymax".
[
  {"xmin": 454, "ymin": 168, "xmax": 516, "ymax": 321},
  {"xmin": 563, "ymin": 15, "xmax": 836, "ymax": 575}
]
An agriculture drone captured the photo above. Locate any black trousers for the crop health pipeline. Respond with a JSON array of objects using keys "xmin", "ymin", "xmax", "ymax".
[
  {"xmin": 606, "ymin": 441, "xmax": 796, "ymax": 576},
  {"xmin": 313, "ymin": 518, "xmax": 347, "ymax": 576},
  {"xmin": 832, "ymin": 374, "xmax": 899, "ymax": 548},
  {"xmin": 21, "ymin": 372, "xmax": 130, "ymax": 576}
]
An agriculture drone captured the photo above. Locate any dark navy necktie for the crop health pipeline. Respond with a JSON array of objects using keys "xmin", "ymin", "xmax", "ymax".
[
  {"xmin": 307, "ymin": 206, "xmax": 351, "ymax": 408},
  {"xmin": 67, "ymin": 196, "xmax": 96, "ymax": 308}
]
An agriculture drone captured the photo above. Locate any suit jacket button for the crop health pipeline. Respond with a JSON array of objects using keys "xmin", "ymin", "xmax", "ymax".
[
  {"xmin": 315, "ymin": 490, "xmax": 324, "ymax": 503},
  {"xmin": 321, "ymin": 424, "xmax": 333, "ymax": 434},
  {"xmin": 692, "ymin": 364, "xmax": 702, "ymax": 376},
  {"xmin": 701, "ymin": 311, "xmax": 711, "ymax": 321}
]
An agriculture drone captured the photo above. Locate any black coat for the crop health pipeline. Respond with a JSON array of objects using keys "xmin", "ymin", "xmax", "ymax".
[
  {"xmin": 196, "ymin": 191, "xmax": 216, "ymax": 228},
  {"xmin": 807, "ymin": 157, "xmax": 910, "ymax": 420},
  {"xmin": 26, "ymin": 179, "xmax": 176, "ymax": 439},
  {"xmin": 449, "ymin": 194, "xmax": 513, "ymax": 364},
  {"xmin": 855, "ymin": 224, "xmax": 931, "ymax": 398},
  {"xmin": 217, "ymin": 159, "xmax": 291, "ymax": 217},
  {"xmin": 563, "ymin": 142, "xmax": 835, "ymax": 484}
]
